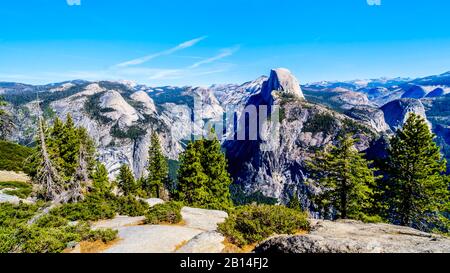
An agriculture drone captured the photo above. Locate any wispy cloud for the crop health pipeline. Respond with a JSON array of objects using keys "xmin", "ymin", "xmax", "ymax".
[
  {"xmin": 114, "ymin": 36, "xmax": 207, "ymax": 68},
  {"xmin": 188, "ymin": 46, "xmax": 240, "ymax": 69}
]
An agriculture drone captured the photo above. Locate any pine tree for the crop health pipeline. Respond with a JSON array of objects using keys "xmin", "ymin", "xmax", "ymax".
[
  {"xmin": 288, "ymin": 190, "xmax": 302, "ymax": 211},
  {"xmin": 76, "ymin": 127, "xmax": 96, "ymax": 182},
  {"xmin": 32, "ymin": 118, "xmax": 64, "ymax": 201},
  {"xmin": 201, "ymin": 130, "xmax": 233, "ymax": 210},
  {"xmin": 145, "ymin": 132, "xmax": 169, "ymax": 198},
  {"xmin": 176, "ymin": 140, "xmax": 210, "ymax": 207},
  {"xmin": 385, "ymin": 113, "xmax": 449, "ymax": 229},
  {"xmin": 117, "ymin": 164, "xmax": 136, "ymax": 196},
  {"xmin": 308, "ymin": 135, "xmax": 380, "ymax": 220},
  {"xmin": 176, "ymin": 130, "xmax": 233, "ymax": 210},
  {"xmin": 60, "ymin": 114, "xmax": 80, "ymax": 178},
  {"xmin": 92, "ymin": 163, "xmax": 111, "ymax": 194}
]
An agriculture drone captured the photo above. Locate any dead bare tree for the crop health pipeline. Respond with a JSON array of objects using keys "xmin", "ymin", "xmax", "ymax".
[{"xmin": 33, "ymin": 118, "xmax": 64, "ymax": 201}]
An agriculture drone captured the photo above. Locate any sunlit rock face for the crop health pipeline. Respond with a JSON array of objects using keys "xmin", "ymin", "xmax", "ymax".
[
  {"xmin": 381, "ymin": 98, "xmax": 429, "ymax": 131},
  {"xmin": 224, "ymin": 69, "xmax": 377, "ymax": 210}
]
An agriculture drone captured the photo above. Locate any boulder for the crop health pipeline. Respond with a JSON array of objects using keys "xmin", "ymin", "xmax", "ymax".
[
  {"xmin": 181, "ymin": 207, "xmax": 228, "ymax": 231},
  {"xmin": 144, "ymin": 198, "xmax": 165, "ymax": 207},
  {"xmin": 175, "ymin": 231, "xmax": 225, "ymax": 253},
  {"xmin": 254, "ymin": 220, "xmax": 450, "ymax": 253}
]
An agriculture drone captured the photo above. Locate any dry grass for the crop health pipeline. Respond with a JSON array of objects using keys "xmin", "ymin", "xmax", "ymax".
[
  {"xmin": 0, "ymin": 171, "xmax": 30, "ymax": 182},
  {"xmin": 221, "ymin": 239, "xmax": 258, "ymax": 253},
  {"xmin": 174, "ymin": 240, "xmax": 189, "ymax": 251},
  {"xmin": 65, "ymin": 239, "xmax": 121, "ymax": 253}
]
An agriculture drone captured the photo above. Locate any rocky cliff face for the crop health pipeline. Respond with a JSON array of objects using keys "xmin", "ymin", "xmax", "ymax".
[
  {"xmin": 381, "ymin": 98, "xmax": 428, "ymax": 131},
  {"xmin": 224, "ymin": 69, "xmax": 377, "ymax": 208}
]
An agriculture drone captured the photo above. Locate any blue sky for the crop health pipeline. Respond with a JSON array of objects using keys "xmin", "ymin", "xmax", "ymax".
[{"xmin": 0, "ymin": 0, "xmax": 449, "ymax": 86}]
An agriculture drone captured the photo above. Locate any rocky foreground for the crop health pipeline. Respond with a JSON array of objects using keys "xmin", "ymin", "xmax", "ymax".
[
  {"xmin": 254, "ymin": 219, "xmax": 450, "ymax": 253},
  {"xmin": 68, "ymin": 204, "xmax": 228, "ymax": 253}
]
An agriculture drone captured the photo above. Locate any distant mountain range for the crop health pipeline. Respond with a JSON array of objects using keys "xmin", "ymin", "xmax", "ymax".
[{"xmin": 1, "ymin": 70, "xmax": 449, "ymax": 207}]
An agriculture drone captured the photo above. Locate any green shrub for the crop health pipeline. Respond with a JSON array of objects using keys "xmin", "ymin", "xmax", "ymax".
[
  {"xmin": 34, "ymin": 214, "xmax": 69, "ymax": 228},
  {"xmin": 86, "ymin": 228, "xmax": 118, "ymax": 243},
  {"xmin": 115, "ymin": 195, "xmax": 149, "ymax": 217},
  {"xmin": 218, "ymin": 205, "xmax": 310, "ymax": 247},
  {"xmin": 145, "ymin": 201, "xmax": 183, "ymax": 225},
  {"xmin": 0, "ymin": 141, "xmax": 33, "ymax": 172},
  {"xmin": 0, "ymin": 202, "xmax": 41, "ymax": 227},
  {"xmin": 51, "ymin": 193, "xmax": 117, "ymax": 221},
  {"xmin": 0, "ymin": 181, "xmax": 33, "ymax": 198}
]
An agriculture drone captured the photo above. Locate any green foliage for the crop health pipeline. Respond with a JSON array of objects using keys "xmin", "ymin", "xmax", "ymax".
[
  {"xmin": 0, "ymin": 202, "xmax": 42, "ymax": 227},
  {"xmin": 144, "ymin": 201, "xmax": 183, "ymax": 225},
  {"xmin": 51, "ymin": 192, "xmax": 117, "ymax": 221},
  {"xmin": 145, "ymin": 132, "xmax": 169, "ymax": 198},
  {"xmin": 0, "ymin": 141, "xmax": 33, "ymax": 172},
  {"xmin": 115, "ymin": 195, "xmax": 149, "ymax": 217},
  {"xmin": 176, "ymin": 131, "xmax": 233, "ymax": 211},
  {"xmin": 0, "ymin": 181, "xmax": 33, "ymax": 198},
  {"xmin": 0, "ymin": 202, "xmax": 117, "ymax": 253},
  {"xmin": 302, "ymin": 113, "xmax": 337, "ymax": 134},
  {"xmin": 308, "ymin": 135, "xmax": 381, "ymax": 221},
  {"xmin": 230, "ymin": 184, "xmax": 278, "ymax": 206},
  {"xmin": 91, "ymin": 163, "xmax": 111, "ymax": 194},
  {"xmin": 218, "ymin": 205, "xmax": 309, "ymax": 247},
  {"xmin": 288, "ymin": 191, "xmax": 302, "ymax": 211},
  {"xmin": 111, "ymin": 123, "xmax": 146, "ymax": 140},
  {"xmin": 117, "ymin": 164, "xmax": 136, "ymax": 196},
  {"xmin": 384, "ymin": 113, "xmax": 449, "ymax": 230}
]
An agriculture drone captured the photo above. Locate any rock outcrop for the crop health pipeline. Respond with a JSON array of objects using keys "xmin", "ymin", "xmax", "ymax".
[
  {"xmin": 345, "ymin": 106, "xmax": 390, "ymax": 133},
  {"xmin": 381, "ymin": 98, "xmax": 428, "ymax": 131},
  {"xmin": 130, "ymin": 90, "xmax": 157, "ymax": 114},
  {"xmin": 81, "ymin": 206, "xmax": 228, "ymax": 253},
  {"xmin": 254, "ymin": 220, "xmax": 450, "ymax": 253},
  {"xmin": 99, "ymin": 90, "xmax": 139, "ymax": 127},
  {"xmin": 261, "ymin": 68, "xmax": 304, "ymax": 102}
]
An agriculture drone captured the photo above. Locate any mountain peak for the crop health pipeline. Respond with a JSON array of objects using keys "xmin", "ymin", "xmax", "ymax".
[{"xmin": 262, "ymin": 68, "xmax": 305, "ymax": 102}]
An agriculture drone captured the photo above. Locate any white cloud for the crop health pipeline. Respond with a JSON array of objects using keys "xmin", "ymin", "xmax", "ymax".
[
  {"xmin": 114, "ymin": 36, "xmax": 207, "ymax": 68},
  {"xmin": 189, "ymin": 46, "xmax": 240, "ymax": 69}
]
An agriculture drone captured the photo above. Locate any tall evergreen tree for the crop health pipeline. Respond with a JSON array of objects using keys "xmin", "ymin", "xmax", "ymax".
[
  {"xmin": 308, "ymin": 135, "xmax": 380, "ymax": 220},
  {"xmin": 92, "ymin": 162, "xmax": 111, "ymax": 194},
  {"xmin": 177, "ymin": 130, "xmax": 233, "ymax": 210},
  {"xmin": 201, "ymin": 130, "xmax": 233, "ymax": 210},
  {"xmin": 385, "ymin": 113, "xmax": 449, "ymax": 229},
  {"xmin": 60, "ymin": 114, "xmax": 80, "ymax": 178},
  {"xmin": 76, "ymin": 127, "xmax": 96, "ymax": 181},
  {"xmin": 145, "ymin": 132, "xmax": 169, "ymax": 198},
  {"xmin": 177, "ymin": 140, "xmax": 210, "ymax": 206},
  {"xmin": 288, "ymin": 190, "xmax": 302, "ymax": 211},
  {"xmin": 117, "ymin": 164, "xmax": 136, "ymax": 196}
]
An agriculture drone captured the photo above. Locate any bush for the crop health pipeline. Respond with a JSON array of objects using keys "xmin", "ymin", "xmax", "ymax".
[
  {"xmin": 218, "ymin": 205, "xmax": 310, "ymax": 247},
  {"xmin": 0, "ymin": 141, "xmax": 33, "ymax": 172},
  {"xmin": 0, "ymin": 202, "xmax": 41, "ymax": 227},
  {"xmin": 0, "ymin": 201, "xmax": 119, "ymax": 253},
  {"xmin": 50, "ymin": 193, "xmax": 117, "ymax": 221},
  {"xmin": 0, "ymin": 181, "xmax": 33, "ymax": 199},
  {"xmin": 115, "ymin": 195, "xmax": 149, "ymax": 217},
  {"xmin": 145, "ymin": 201, "xmax": 183, "ymax": 225}
]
